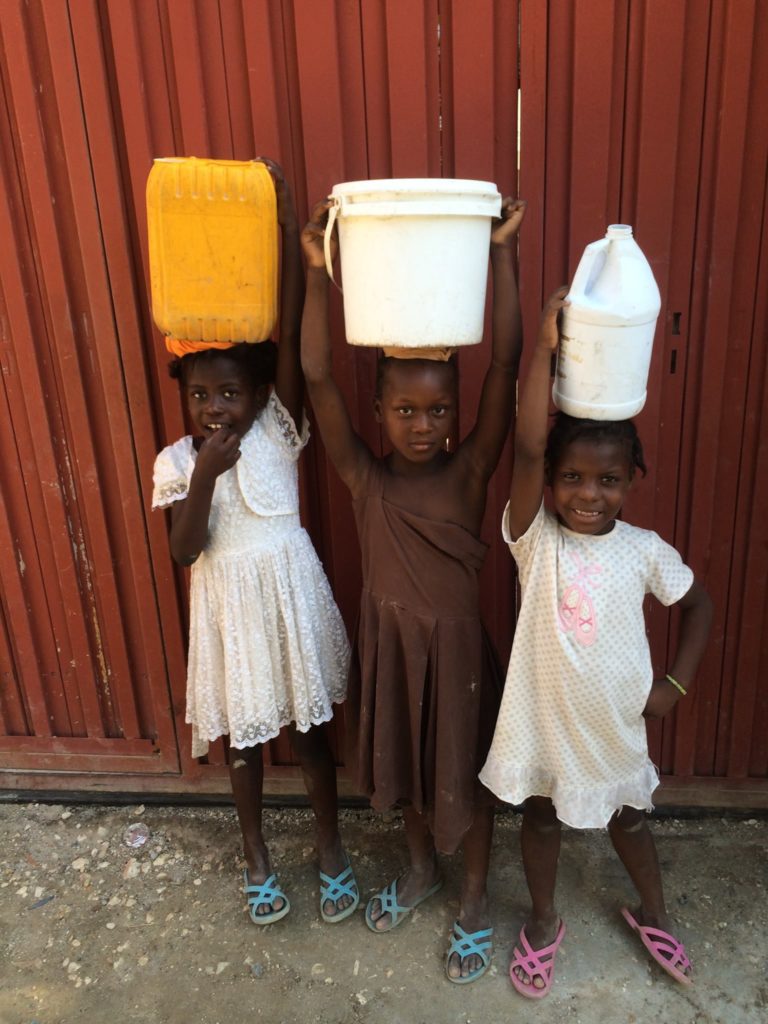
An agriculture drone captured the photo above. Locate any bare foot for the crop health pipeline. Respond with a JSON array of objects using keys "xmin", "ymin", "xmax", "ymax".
[
  {"xmin": 317, "ymin": 835, "xmax": 356, "ymax": 918},
  {"xmin": 511, "ymin": 913, "xmax": 560, "ymax": 989},
  {"xmin": 243, "ymin": 844, "xmax": 285, "ymax": 917},
  {"xmin": 446, "ymin": 891, "xmax": 491, "ymax": 980},
  {"xmin": 629, "ymin": 904, "xmax": 672, "ymax": 933},
  {"xmin": 626, "ymin": 905, "xmax": 692, "ymax": 980},
  {"xmin": 368, "ymin": 861, "xmax": 442, "ymax": 930}
]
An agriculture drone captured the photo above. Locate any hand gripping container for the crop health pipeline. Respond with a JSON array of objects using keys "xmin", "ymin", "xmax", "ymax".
[
  {"xmin": 324, "ymin": 179, "xmax": 501, "ymax": 350},
  {"xmin": 554, "ymin": 225, "xmax": 661, "ymax": 420},
  {"xmin": 147, "ymin": 158, "xmax": 278, "ymax": 352}
]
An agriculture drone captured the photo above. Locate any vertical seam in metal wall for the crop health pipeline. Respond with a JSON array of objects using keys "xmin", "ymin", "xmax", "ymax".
[
  {"xmin": 436, "ymin": 0, "xmax": 444, "ymax": 177},
  {"xmin": 278, "ymin": 0, "xmax": 306, "ymax": 199},
  {"xmin": 618, "ymin": 0, "xmax": 631, "ymax": 218},
  {"xmin": 0, "ymin": 30, "xmax": 60, "ymax": 666},
  {"xmin": 0, "ymin": 77, "xmax": 48, "ymax": 737},
  {"xmin": 677, "ymin": 1, "xmax": 721, "ymax": 769},
  {"xmin": 98, "ymin": 4, "xmax": 167, "ymax": 453},
  {"xmin": 675, "ymin": 0, "xmax": 713, "ymax": 552},
  {"xmin": 543, "ymin": 0, "xmax": 551, "ymax": 302},
  {"xmin": 68, "ymin": 3, "xmax": 146, "ymax": 522},
  {"xmin": 66, "ymin": 4, "xmax": 168, "ymax": 738},
  {"xmin": 742, "ymin": 159, "xmax": 768, "ymax": 773},
  {"xmin": 214, "ymin": 1, "xmax": 235, "ymax": 156},
  {"xmin": 48, "ymin": 3, "xmax": 123, "ymax": 736},
  {"xmin": 157, "ymin": 0, "xmax": 182, "ymax": 153},
  {"xmin": 2, "ymin": 3, "xmax": 97, "ymax": 736},
  {"xmin": 93, "ymin": 0, "xmax": 183, "ymax": 753},
  {"xmin": 354, "ymin": 2, "xmax": 385, "ymax": 459},
  {"xmin": 517, "ymin": 0, "xmax": 525, "ymax": 274},
  {"xmin": 356, "ymin": 0, "xmax": 371, "ymax": 178},
  {"xmin": 713, "ymin": 3, "xmax": 765, "ymax": 776}
]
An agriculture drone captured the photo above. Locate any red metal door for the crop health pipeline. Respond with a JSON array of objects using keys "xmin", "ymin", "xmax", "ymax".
[
  {"xmin": 0, "ymin": 0, "xmax": 178, "ymax": 780},
  {"xmin": 519, "ymin": 0, "xmax": 768, "ymax": 804},
  {"xmin": 0, "ymin": 0, "xmax": 765, "ymax": 804}
]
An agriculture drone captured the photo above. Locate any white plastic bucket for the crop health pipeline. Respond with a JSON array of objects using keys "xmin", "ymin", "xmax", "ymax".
[
  {"xmin": 325, "ymin": 179, "xmax": 501, "ymax": 349},
  {"xmin": 554, "ymin": 225, "xmax": 661, "ymax": 420}
]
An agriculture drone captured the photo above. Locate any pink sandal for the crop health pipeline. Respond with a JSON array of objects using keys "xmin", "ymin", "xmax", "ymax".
[
  {"xmin": 621, "ymin": 907, "xmax": 692, "ymax": 985},
  {"xmin": 509, "ymin": 920, "xmax": 566, "ymax": 999}
]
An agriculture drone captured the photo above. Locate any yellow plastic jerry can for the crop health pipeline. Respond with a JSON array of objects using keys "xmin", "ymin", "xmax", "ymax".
[{"xmin": 147, "ymin": 158, "xmax": 278, "ymax": 353}]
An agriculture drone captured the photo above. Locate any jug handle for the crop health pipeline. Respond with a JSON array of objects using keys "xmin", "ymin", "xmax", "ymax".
[
  {"xmin": 324, "ymin": 198, "xmax": 343, "ymax": 292},
  {"xmin": 566, "ymin": 238, "xmax": 609, "ymax": 301}
]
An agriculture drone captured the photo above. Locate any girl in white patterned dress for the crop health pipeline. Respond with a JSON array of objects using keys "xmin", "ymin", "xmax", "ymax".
[
  {"xmin": 480, "ymin": 288, "xmax": 712, "ymax": 997},
  {"xmin": 152, "ymin": 162, "xmax": 355, "ymax": 927}
]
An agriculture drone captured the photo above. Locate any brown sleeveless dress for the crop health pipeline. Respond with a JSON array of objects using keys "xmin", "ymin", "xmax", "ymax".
[{"xmin": 346, "ymin": 461, "xmax": 503, "ymax": 854}]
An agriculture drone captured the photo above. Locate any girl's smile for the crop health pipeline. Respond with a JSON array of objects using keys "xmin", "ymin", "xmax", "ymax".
[
  {"xmin": 550, "ymin": 439, "xmax": 633, "ymax": 535},
  {"xmin": 185, "ymin": 357, "xmax": 266, "ymax": 440}
]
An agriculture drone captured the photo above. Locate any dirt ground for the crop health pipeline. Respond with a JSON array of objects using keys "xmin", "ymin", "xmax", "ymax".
[{"xmin": 1, "ymin": 801, "xmax": 766, "ymax": 1024}]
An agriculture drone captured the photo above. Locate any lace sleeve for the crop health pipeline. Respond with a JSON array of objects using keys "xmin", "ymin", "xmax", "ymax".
[
  {"xmin": 267, "ymin": 391, "xmax": 309, "ymax": 457},
  {"xmin": 152, "ymin": 441, "xmax": 191, "ymax": 509}
]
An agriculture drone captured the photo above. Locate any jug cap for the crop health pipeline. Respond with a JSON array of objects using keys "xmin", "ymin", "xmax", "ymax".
[{"xmin": 606, "ymin": 224, "xmax": 633, "ymax": 238}]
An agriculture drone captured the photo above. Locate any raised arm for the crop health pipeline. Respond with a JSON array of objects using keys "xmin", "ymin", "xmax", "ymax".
[
  {"xmin": 260, "ymin": 158, "xmax": 304, "ymax": 426},
  {"xmin": 168, "ymin": 429, "xmax": 241, "ymax": 565},
  {"xmin": 506, "ymin": 286, "xmax": 569, "ymax": 540},
  {"xmin": 643, "ymin": 579, "xmax": 713, "ymax": 719},
  {"xmin": 300, "ymin": 199, "xmax": 370, "ymax": 490},
  {"xmin": 462, "ymin": 198, "xmax": 526, "ymax": 478}
]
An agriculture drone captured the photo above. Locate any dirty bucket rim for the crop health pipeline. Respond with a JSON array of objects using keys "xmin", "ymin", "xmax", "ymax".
[{"xmin": 331, "ymin": 177, "xmax": 500, "ymax": 198}]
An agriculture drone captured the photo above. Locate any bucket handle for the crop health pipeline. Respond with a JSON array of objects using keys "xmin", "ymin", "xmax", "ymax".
[{"xmin": 324, "ymin": 198, "xmax": 342, "ymax": 292}]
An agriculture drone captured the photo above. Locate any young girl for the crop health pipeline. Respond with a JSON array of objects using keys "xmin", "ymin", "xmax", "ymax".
[
  {"xmin": 480, "ymin": 288, "xmax": 713, "ymax": 997},
  {"xmin": 151, "ymin": 161, "xmax": 355, "ymax": 926},
  {"xmin": 300, "ymin": 195, "xmax": 526, "ymax": 983}
]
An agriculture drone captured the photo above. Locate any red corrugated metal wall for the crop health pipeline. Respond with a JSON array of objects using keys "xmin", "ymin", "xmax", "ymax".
[{"xmin": 0, "ymin": 0, "xmax": 765, "ymax": 805}]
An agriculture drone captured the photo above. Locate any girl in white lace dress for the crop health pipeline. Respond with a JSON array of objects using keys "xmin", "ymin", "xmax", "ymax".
[
  {"xmin": 480, "ymin": 289, "xmax": 712, "ymax": 997},
  {"xmin": 151, "ymin": 162, "xmax": 355, "ymax": 927}
]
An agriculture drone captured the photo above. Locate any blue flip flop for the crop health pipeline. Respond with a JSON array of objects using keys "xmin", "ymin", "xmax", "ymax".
[
  {"xmin": 243, "ymin": 868, "xmax": 290, "ymax": 925},
  {"xmin": 365, "ymin": 875, "xmax": 443, "ymax": 933},
  {"xmin": 319, "ymin": 860, "xmax": 360, "ymax": 923},
  {"xmin": 445, "ymin": 920, "xmax": 493, "ymax": 984}
]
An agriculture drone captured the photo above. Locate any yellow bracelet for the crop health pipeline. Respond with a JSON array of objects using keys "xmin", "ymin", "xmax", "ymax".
[{"xmin": 665, "ymin": 674, "xmax": 687, "ymax": 696}]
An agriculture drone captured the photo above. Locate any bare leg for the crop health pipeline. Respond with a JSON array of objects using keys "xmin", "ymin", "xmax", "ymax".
[
  {"xmin": 608, "ymin": 806, "xmax": 667, "ymax": 920},
  {"xmin": 609, "ymin": 806, "xmax": 690, "ymax": 978},
  {"xmin": 288, "ymin": 723, "xmax": 352, "ymax": 917},
  {"xmin": 513, "ymin": 796, "xmax": 562, "ymax": 988},
  {"xmin": 446, "ymin": 803, "xmax": 494, "ymax": 979},
  {"xmin": 228, "ymin": 742, "xmax": 284, "ymax": 915},
  {"xmin": 368, "ymin": 804, "xmax": 441, "ymax": 930}
]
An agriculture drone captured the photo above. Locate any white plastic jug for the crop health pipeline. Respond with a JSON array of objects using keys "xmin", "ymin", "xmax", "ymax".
[
  {"xmin": 325, "ymin": 179, "xmax": 501, "ymax": 349},
  {"xmin": 553, "ymin": 225, "xmax": 661, "ymax": 420}
]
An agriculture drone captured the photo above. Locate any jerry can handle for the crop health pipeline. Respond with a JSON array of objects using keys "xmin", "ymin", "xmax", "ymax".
[
  {"xmin": 324, "ymin": 198, "xmax": 343, "ymax": 292},
  {"xmin": 566, "ymin": 237, "xmax": 609, "ymax": 301}
]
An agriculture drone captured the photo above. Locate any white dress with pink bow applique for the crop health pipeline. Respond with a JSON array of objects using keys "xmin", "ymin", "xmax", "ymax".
[{"xmin": 480, "ymin": 502, "xmax": 693, "ymax": 828}]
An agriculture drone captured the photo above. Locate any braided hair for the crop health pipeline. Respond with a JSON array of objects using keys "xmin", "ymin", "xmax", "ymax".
[
  {"xmin": 545, "ymin": 412, "xmax": 647, "ymax": 478},
  {"xmin": 168, "ymin": 341, "xmax": 277, "ymax": 389}
]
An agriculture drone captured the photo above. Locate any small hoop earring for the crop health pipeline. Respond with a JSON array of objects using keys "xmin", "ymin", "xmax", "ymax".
[{"xmin": 444, "ymin": 437, "xmax": 450, "ymax": 452}]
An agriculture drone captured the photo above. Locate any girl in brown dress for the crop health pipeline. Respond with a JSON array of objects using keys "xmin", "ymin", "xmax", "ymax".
[{"xmin": 300, "ymin": 195, "xmax": 525, "ymax": 982}]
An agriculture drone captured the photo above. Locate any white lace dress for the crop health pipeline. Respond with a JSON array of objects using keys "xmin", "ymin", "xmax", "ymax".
[
  {"xmin": 152, "ymin": 392, "xmax": 349, "ymax": 757},
  {"xmin": 480, "ymin": 502, "xmax": 694, "ymax": 828}
]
